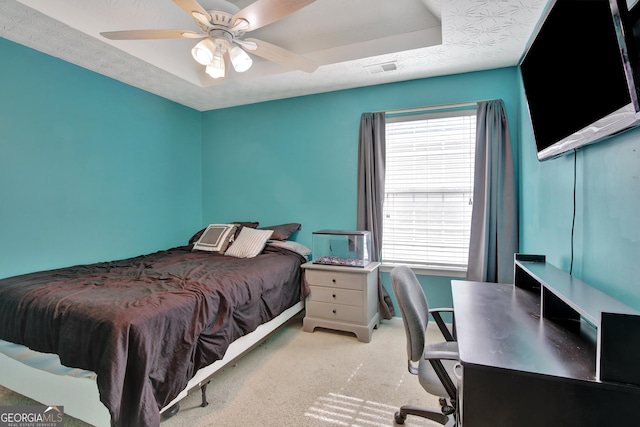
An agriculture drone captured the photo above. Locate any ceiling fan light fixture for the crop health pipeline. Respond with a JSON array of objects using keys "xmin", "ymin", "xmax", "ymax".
[
  {"xmin": 191, "ymin": 38, "xmax": 216, "ymax": 65},
  {"xmin": 102, "ymin": 0, "xmax": 319, "ymax": 81},
  {"xmin": 229, "ymin": 45, "xmax": 253, "ymax": 73},
  {"xmin": 205, "ymin": 51, "xmax": 226, "ymax": 79},
  {"xmin": 205, "ymin": 63, "xmax": 225, "ymax": 78}
]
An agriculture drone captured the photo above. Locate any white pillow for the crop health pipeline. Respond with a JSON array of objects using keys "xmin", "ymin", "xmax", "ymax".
[
  {"xmin": 267, "ymin": 240, "xmax": 312, "ymax": 257},
  {"xmin": 225, "ymin": 227, "xmax": 274, "ymax": 258},
  {"xmin": 192, "ymin": 224, "xmax": 237, "ymax": 254}
]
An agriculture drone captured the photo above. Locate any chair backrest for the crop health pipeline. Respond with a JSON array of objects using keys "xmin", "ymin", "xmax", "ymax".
[{"xmin": 391, "ymin": 265, "xmax": 430, "ymax": 363}]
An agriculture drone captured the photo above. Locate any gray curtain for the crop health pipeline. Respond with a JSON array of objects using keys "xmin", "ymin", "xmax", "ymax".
[
  {"xmin": 357, "ymin": 112, "xmax": 394, "ymax": 319},
  {"xmin": 466, "ymin": 99, "xmax": 518, "ymax": 283}
]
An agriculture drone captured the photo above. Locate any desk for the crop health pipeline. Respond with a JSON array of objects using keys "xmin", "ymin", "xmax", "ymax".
[{"xmin": 452, "ymin": 280, "xmax": 640, "ymax": 426}]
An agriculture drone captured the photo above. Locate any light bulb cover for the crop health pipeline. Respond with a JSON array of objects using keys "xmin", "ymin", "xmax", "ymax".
[
  {"xmin": 205, "ymin": 52, "xmax": 225, "ymax": 78},
  {"xmin": 229, "ymin": 45, "xmax": 253, "ymax": 73},
  {"xmin": 191, "ymin": 39, "xmax": 216, "ymax": 65}
]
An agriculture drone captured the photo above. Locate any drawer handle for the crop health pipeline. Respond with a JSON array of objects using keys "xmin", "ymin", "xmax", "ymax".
[
  {"xmin": 332, "ymin": 294, "xmax": 337, "ymax": 299},
  {"xmin": 332, "ymin": 309, "xmax": 337, "ymax": 315},
  {"xmin": 332, "ymin": 278, "xmax": 336, "ymax": 284}
]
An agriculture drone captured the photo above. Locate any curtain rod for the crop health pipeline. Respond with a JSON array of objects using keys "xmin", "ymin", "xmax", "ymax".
[{"xmin": 381, "ymin": 99, "xmax": 495, "ymax": 115}]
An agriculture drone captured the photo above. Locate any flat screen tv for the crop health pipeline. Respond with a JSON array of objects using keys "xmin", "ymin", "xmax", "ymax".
[{"xmin": 520, "ymin": 0, "xmax": 640, "ymax": 161}]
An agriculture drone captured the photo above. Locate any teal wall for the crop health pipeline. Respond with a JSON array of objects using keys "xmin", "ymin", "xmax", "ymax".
[
  {"xmin": 518, "ymin": 73, "xmax": 640, "ymax": 311},
  {"xmin": 201, "ymin": 68, "xmax": 521, "ymax": 243},
  {"xmin": 20, "ymin": 32, "xmax": 634, "ymax": 319},
  {"xmin": 3, "ymin": 31, "xmax": 638, "ymax": 320},
  {"xmin": 0, "ymin": 38, "xmax": 203, "ymax": 279},
  {"xmin": 200, "ymin": 67, "xmax": 522, "ymax": 313}
]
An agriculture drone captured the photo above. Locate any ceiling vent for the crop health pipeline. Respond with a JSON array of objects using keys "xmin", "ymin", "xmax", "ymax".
[{"xmin": 365, "ymin": 61, "xmax": 398, "ymax": 74}]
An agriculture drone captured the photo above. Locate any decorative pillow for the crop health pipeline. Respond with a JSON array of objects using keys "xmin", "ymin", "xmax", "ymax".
[
  {"xmin": 259, "ymin": 223, "xmax": 301, "ymax": 241},
  {"xmin": 192, "ymin": 224, "xmax": 237, "ymax": 254},
  {"xmin": 267, "ymin": 240, "xmax": 312, "ymax": 257},
  {"xmin": 225, "ymin": 227, "xmax": 274, "ymax": 258},
  {"xmin": 188, "ymin": 227, "xmax": 207, "ymax": 245},
  {"xmin": 189, "ymin": 222, "xmax": 258, "ymax": 245},
  {"xmin": 232, "ymin": 221, "xmax": 260, "ymax": 239}
]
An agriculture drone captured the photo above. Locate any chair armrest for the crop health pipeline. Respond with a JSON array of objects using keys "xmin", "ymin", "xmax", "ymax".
[
  {"xmin": 424, "ymin": 341, "xmax": 459, "ymax": 400},
  {"xmin": 428, "ymin": 308, "xmax": 456, "ymax": 342},
  {"xmin": 430, "ymin": 307, "xmax": 454, "ymax": 313},
  {"xmin": 424, "ymin": 341, "xmax": 459, "ymax": 361}
]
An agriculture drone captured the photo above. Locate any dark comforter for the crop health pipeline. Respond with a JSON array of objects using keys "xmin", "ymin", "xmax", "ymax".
[{"xmin": 0, "ymin": 244, "xmax": 308, "ymax": 426}]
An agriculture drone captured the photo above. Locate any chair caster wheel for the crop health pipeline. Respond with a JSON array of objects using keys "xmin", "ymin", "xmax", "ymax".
[{"xmin": 394, "ymin": 410, "xmax": 406, "ymax": 425}]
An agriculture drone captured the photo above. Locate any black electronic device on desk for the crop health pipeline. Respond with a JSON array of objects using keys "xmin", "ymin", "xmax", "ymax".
[{"xmin": 451, "ymin": 254, "xmax": 640, "ymax": 426}]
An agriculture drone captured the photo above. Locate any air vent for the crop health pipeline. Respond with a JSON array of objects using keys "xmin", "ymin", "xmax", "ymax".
[{"xmin": 365, "ymin": 61, "xmax": 398, "ymax": 74}]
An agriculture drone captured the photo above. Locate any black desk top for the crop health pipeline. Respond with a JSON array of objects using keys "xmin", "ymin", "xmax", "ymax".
[{"xmin": 451, "ymin": 280, "xmax": 597, "ymax": 382}]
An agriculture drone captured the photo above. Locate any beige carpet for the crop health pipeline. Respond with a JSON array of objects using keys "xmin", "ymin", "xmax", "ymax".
[{"xmin": 0, "ymin": 314, "xmax": 447, "ymax": 427}]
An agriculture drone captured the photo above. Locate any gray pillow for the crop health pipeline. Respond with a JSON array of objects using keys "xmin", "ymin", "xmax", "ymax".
[{"xmin": 259, "ymin": 223, "xmax": 301, "ymax": 240}]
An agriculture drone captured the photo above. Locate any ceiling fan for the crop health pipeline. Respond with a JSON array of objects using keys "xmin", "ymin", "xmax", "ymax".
[{"xmin": 100, "ymin": 0, "xmax": 318, "ymax": 79}]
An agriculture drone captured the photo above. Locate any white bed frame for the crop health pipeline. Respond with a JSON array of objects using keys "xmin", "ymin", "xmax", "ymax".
[{"xmin": 0, "ymin": 301, "xmax": 304, "ymax": 426}]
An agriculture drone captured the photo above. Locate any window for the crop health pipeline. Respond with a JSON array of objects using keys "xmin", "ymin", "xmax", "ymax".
[{"xmin": 382, "ymin": 109, "xmax": 476, "ymax": 272}]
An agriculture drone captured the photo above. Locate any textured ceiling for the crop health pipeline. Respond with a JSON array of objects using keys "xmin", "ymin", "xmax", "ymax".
[{"xmin": 0, "ymin": 0, "xmax": 549, "ymax": 111}]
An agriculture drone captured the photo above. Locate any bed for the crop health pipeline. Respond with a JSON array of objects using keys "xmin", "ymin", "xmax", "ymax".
[{"xmin": 0, "ymin": 223, "xmax": 310, "ymax": 426}]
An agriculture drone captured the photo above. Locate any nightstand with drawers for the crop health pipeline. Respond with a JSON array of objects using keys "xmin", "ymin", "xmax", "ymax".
[{"xmin": 301, "ymin": 261, "xmax": 381, "ymax": 342}]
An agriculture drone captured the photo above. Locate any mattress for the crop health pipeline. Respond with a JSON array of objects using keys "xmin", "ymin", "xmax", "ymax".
[
  {"xmin": 0, "ymin": 340, "xmax": 95, "ymax": 379},
  {"xmin": 0, "ymin": 244, "xmax": 309, "ymax": 426}
]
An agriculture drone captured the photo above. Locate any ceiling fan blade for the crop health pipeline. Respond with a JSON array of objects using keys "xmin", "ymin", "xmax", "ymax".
[
  {"xmin": 173, "ymin": 0, "xmax": 211, "ymax": 22},
  {"xmin": 245, "ymin": 38, "xmax": 317, "ymax": 73},
  {"xmin": 232, "ymin": 0, "xmax": 316, "ymax": 32},
  {"xmin": 100, "ymin": 30, "xmax": 205, "ymax": 40}
]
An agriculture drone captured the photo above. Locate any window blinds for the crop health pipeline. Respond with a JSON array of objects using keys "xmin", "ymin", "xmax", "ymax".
[{"xmin": 383, "ymin": 111, "xmax": 476, "ymax": 270}]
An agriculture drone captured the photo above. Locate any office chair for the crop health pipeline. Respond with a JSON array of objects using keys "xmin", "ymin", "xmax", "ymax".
[{"xmin": 391, "ymin": 265, "xmax": 459, "ymax": 426}]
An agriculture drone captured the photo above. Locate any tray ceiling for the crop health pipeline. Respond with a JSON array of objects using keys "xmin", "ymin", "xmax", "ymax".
[{"xmin": 0, "ymin": 0, "xmax": 548, "ymax": 111}]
